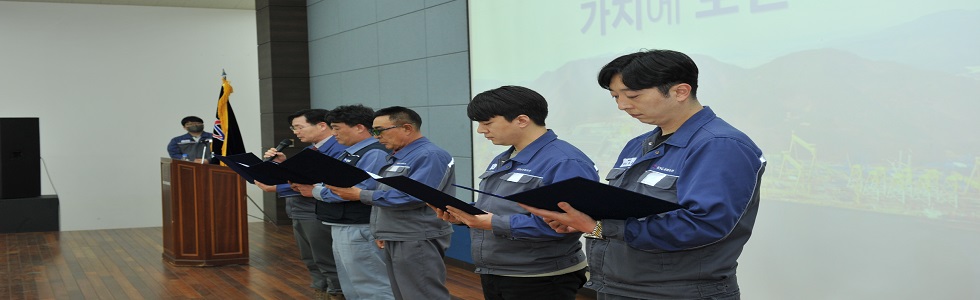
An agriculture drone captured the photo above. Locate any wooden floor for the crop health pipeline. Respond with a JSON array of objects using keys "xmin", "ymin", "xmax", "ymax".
[{"xmin": 1, "ymin": 223, "xmax": 595, "ymax": 300}]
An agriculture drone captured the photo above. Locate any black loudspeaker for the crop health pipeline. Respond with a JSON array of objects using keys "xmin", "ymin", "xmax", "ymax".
[
  {"xmin": 0, "ymin": 195, "xmax": 59, "ymax": 233},
  {"xmin": 0, "ymin": 118, "xmax": 41, "ymax": 199}
]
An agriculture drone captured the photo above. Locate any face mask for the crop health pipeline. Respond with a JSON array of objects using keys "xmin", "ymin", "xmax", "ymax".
[{"xmin": 187, "ymin": 125, "xmax": 205, "ymax": 133}]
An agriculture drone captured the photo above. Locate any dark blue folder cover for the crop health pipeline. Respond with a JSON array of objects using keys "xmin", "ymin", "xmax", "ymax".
[
  {"xmin": 375, "ymin": 176, "xmax": 486, "ymax": 215},
  {"xmin": 277, "ymin": 149, "xmax": 371, "ymax": 187},
  {"xmin": 502, "ymin": 177, "xmax": 682, "ymax": 219},
  {"xmin": 215, "ymin": 149, "xmax": 371, "ymax": 187},
  {"xmin": 213, "ymin": 153, "xmax": 289, "ymax": 185}
]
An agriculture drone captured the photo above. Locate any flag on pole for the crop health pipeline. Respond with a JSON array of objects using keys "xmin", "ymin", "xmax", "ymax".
[{"xmin": 212, "ymin": 70, "xmax": 246, "ymax": 162}]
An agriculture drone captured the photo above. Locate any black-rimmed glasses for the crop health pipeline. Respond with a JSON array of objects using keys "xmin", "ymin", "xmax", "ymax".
[
  {"xmin": 290, "ymin": 122, "xmax": 324, "ymax": 131},
  {"xmin": 370, "ymin": 125, "xmax": 401, "ymax": 136}
]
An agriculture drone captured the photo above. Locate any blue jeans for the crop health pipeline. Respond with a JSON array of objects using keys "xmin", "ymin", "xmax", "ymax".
[{"xmin": 331, "ymin": 224, "xmax": 393, "ymax": 300}]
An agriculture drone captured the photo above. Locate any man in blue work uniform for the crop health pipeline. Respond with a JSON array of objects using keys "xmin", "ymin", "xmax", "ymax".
[
  {"xmin": 325, "ymin": 106, "xmax": 454, "ymax": 300},
  {"xmin": 433, "ymin": 85, "xmax": 598, "ymax": 300},
  {"xmin": 255, "ymin": 108, "xmax": 347, "ymax": 300},
  {"xmin": 291, "ymin": 105, "xmax": 393, "ymax": 300},
  {"xmin": 524, "ymin": 50, "xmax": 766, "ymax": 300},
  {"xmin": 167, "ymin": 116, "xmax": 214, "ymax": 162}
]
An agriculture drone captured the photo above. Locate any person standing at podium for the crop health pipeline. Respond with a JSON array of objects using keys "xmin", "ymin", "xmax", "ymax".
[
  {"xmin": 167, "ymin": 116, "xmax": 213, "ymax": 163},
  {"xmin": 254, "ymin": 108, "xmax": 348, "ymax": 300},
  {"xmin": 431, "ymin": 86, "xmax": 598, "ymax": 300}
]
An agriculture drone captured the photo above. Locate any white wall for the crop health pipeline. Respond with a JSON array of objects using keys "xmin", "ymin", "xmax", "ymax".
[{"xmin": 0, "ymin": 2, "xmax": 264, "ymax": 231}]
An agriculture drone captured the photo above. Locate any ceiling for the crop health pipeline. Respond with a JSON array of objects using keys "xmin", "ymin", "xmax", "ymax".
[{"xmin": 0, "ymin": 0, "xmax": 254, "ymax": 10}]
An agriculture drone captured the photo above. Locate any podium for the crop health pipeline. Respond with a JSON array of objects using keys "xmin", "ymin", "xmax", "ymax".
[{"xmin": 161, "ymin": 158, "xmax": 249, "ymax": 266}]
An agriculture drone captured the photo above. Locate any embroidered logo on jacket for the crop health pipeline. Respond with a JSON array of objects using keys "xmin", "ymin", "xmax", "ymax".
[{"xmin": 654, "ymin": 165, "xmax": 676, "ymax": 173}]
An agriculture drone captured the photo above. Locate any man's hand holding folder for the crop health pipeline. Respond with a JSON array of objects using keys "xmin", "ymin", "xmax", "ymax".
[
  {"xmin": 429, "ymin": 204, "xmax": 493, "ymax": 230},
  {"xmin": 323, "ymin": 184, "xmax": 362, "ymax": 202},
  {"xmin": 520, "ymin": 202, "xmax": 594, "ymax": 234},
  {"xmin": 289, "ymin": 182, "xmax": 316, "ymax": 197}
]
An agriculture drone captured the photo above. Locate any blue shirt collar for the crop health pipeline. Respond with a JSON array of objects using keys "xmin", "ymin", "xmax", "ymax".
[
  {"xmin": 505, "ymin": 129, "xmax": 558, "ymax": 165},
  {"xmin": 391, "ymin": 136, "xmax": 430, "ymax": 160},
  {"xmin": 312, "ymin": 136, "xmax": 333, "ymax": 149},
  {"xmin": 657, "ymin": 106, "xmax": 716, "ymax": 148},
  {"xmin": 345, "ymin": 137, "xmax": 380, "ymax": 154}
]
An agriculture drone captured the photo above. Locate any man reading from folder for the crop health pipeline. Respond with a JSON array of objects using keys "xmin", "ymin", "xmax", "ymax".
[
  {"xmin": 432, "ymin": 86, "xmax": 599, "ymax": 300},
  {"xmin": 325, "ymin": 106, "xmax": 454, "ymax": 300},
  {"xmin": 253, "ymin": 108, "xmax": 347, "ymax": 300},
  {"xmin": 290, "ymin": 104, "xmax": 394, "ymax": 300},
  {"xmin": 523, "ymin": 49, "xmax": 767, "ymax": 300}
]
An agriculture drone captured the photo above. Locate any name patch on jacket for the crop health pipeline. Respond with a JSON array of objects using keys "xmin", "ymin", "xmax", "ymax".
[
  {"xmin": 505, "ymin": 173, "xmax": 540, "ymax": 183},
  {"xmin": 387, "ymin": 165, "xmax": 409, "ymax": 173},
  {"xmin": 640, "ymin": 170, "xmax": 677, "ymax": 189},
  {"xmin": 620, "ymin": 157, "xmax": 637, "ymax": 168}
]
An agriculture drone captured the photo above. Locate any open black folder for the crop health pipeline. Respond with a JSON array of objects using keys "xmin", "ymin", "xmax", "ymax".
[
  {"xmin": 276, "ymin": 149, "xmax": 372, "ymax": 187},
  {"xmin": 374, "ymin": 176, "xmax": 486, "ymax": 216},
  {"xmin": 213, "ymin": 153, "xmax": 287, "ymax": 185},
  {"xmin": 456, "ymin": 177, "xmax": 683, "ymax": 220},
  {"xmin": 214, "ymin": 149, "xmax": 373, "ymax": 188}
]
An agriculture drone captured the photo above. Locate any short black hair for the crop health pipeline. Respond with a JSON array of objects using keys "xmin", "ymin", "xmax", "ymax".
[
  {"xmin": 597, "ymin": 49, "xmax": 699, "ymax": 98},
  {"xmin": 468, "ymin": 86, "xmax": 547, "ymax": 126},
  {"xmin": 327, "ymin": 104, "xmax": 375, "ymax": 129},
  {"xmin": 373, "ymin": 106, "xmax": 422, "ymax": 130},
  {"xmin": 288, "ymin": 108, "xmax": 329, "ymax": 126},
  {"xmin": 181, "ymin": 116, "xmax": 203, "ymax": 126}
]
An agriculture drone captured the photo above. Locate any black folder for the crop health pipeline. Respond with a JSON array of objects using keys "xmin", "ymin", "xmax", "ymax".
[
  {"xmin": 458, "ymin": 177, "xmax": 682, "ymax": 220},
  {"xmin": 215, "ymin": 149, "xmax": 372, "ymax": 187},
  {"xmin": 212, "ymin": 154, "xmax": 257, "ymax": 183},
  {"xmin": 248, "ymin": 160, "xmax": 313, "ymax": 184},
  {"xmin": 375, "ymin": 176, "xmax": 486, "ymax": 215},
  {"xmin": 213, "ymin": 153, "xmax": 291, "ymax": 185},
  {"xmin": 277, "ymin": 149, "xmax": 372, "ymax": 187}
]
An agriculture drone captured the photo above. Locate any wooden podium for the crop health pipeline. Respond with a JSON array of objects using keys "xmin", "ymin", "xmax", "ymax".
[{"xmin": 161, "ymin": 158, "xmax": 249, "ymax": 266}]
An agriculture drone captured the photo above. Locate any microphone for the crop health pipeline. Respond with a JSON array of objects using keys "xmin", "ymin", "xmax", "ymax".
[
  {"xmin": 200, "ymin": 139, "xmax": 213, "ymax": 164},
  {"xmin": 264, "ymin": 139, "xmax": 292, "ymax": 162}
]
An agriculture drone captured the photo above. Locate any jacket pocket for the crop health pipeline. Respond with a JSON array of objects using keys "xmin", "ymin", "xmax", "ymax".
[
  {"xmin": 636, "ymin": 170, "xmax": 679, "ymax": 203},
  {"xmin": 604, "ymin": 168, "xmax": 627, "ymax": 185}
]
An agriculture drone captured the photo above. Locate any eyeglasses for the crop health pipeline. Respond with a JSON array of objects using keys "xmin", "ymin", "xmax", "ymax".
[
  {"xmin": 184, "ymin": 122, "xmax": 204, "ymax": 127},
  {"xmin": 370, "ymin": 125, "xmax": 401, "ymax": 136},
  {"xmin": 290, "ymin": 122, "xmax": 327, "ymax": 131}
]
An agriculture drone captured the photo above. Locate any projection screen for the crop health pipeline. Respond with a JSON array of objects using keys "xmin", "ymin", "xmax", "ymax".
[{"xmin": 468, "ymin": 1, "xmax": 980, "ymax": 299}]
